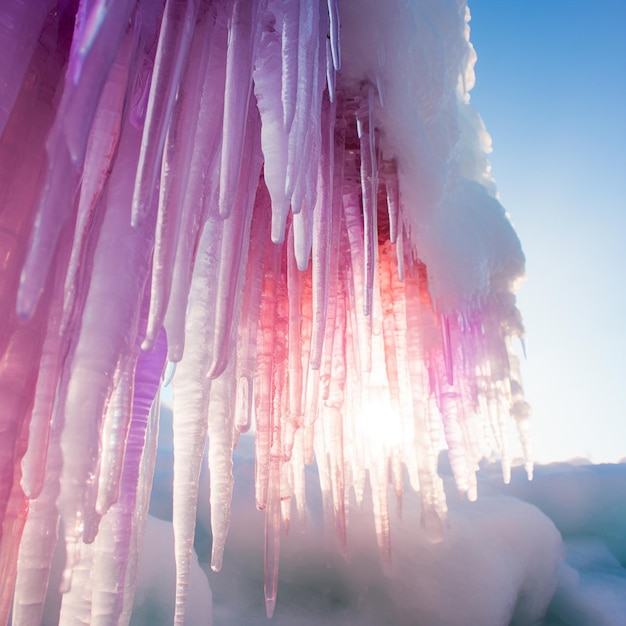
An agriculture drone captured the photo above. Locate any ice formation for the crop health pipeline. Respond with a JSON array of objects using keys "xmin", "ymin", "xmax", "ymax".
[{"xmin": 0, "ymin": 0, "xmax": 530, "ymax": 624}]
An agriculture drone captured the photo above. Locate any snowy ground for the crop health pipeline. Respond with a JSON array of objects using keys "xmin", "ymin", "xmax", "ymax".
[{"xmin": 134, "ymin": 404, "xmax": 626, "ymax": 626}]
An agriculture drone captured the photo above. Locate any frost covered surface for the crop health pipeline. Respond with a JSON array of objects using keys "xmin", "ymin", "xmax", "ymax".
[{"xmin": 0, "ymin": 1, "xmax": 539, "ymax": 624}]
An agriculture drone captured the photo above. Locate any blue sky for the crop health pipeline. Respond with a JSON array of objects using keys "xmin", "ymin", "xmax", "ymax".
[{"xmin": 468, "ymin": 1, "xmax": 626, "ymax": 462}]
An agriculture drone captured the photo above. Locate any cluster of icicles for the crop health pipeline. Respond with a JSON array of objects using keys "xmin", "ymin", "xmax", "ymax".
[{"xmin": 0, "ymin": 0, "xmax": 532, "ymax": 624}]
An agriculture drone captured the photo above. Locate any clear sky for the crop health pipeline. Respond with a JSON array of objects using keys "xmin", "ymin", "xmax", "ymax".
[{"xmin": 467, "ymin": 1, "xmax": 626, "ymax": 462}]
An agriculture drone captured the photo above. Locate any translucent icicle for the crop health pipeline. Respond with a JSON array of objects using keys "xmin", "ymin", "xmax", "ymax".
[
  {"xmin": 219, "ymin": 0, "xmax": 261, "ymax": 219},
  {"xmin": 356, "ymin": 85, "xmax": 377, "ymax": 317},
  {"xmin": 325, "ymin": 272, "xmax": 348, "ymax": 555},
  {"xmin": 207, "ymin": 360, "xmax": 236, "ymax": 573},
  {"xmin": 58, "ymin": 540, "xmax": 94, "ymax": 626},
  {"xmin": 18, "ymin": 0, "xmax": 134, "ymax": 318},
  {"xmin": 280, "ymin": 0, "xmax": 299, "ymax": 133},
  {"xmin": 284, "ymin": 224, "xmax": 303, "ymax": 458},
  {"xmin": 171, "ymin": 212, "xmax": 222, "ymax": 626},
  {"xmin": 264, "ymin": 278, "xmax": 287, "ymax": 618},
  {"xmin": 118, "ymin": 392, "xmax": 162, "ymax": 626},
  {"xmin": 209, "ymin": 105, "xmax": 263, "ymax": 378},
  {"xmin": 57, "ymin": 118, "xmax": 153, "ymax": 592},
  {"xmin": 309, "ymin": 95, "xmax": 335, "ymax": 370},
  {"xmin": 62, "ymin": 21, "xmax": 137, "ymax": 332},
  {"xmin": 343, "ymin": 186, "xmax": 372, "ymax": 373},
  {"xmin": 95, "ymin": 359, "xmax": 134, "ymax": 515},
  {"xmin": 162, "ymin": 13, "xmax": 229, "ymax": 361},
  {"xmin": 284, "ymin": 0, "xmax": 319, "ymax": 201},
  {"xmin": 404, "ymin": 268, "xmax": 446, "ymax": 541},
  {"xmin": 144, "ymin": 9, "xmax": 214, "ymax": 349},
  {"xmin": 253, "ymin": 6, "xmax": 290, "ymax": 243},
  {"xmin": 325, "ymin": 37, "xmax": 336, "ymax": 103},
  {"xmin": 13, "ymin": 426, "xmax": 62, "ymax": 626},
  {"xmin": 325, "ymin": 0, "xmax": 341, "ymax": 70},
  {"xmin": 90, "ymin": 328, "xmax": 166, "ymax": 626},
  {"xmin": 20, "ymin": 298, "xmax": 65, "ymax": 500},
  {"xmin": 131, "ymin": 0, "xmax": 200, "ymax": 227},
  {"xmin": 440, "ymin": 384, "xmax": 471, "ymax": 497},
  {"xmin": 235, "ymin": 184, "xmax": 272, "ymax": 433},
  {"xmin": 264, "ymin": 456, "xmax": 281, "ymax": 619},
  {"xmin": 384, "ymin": 159, "xmax": 400, "ymax": 244},
  {"xmin": 254, "ymin": 240, "xmax": 282, "ymax": 511}
]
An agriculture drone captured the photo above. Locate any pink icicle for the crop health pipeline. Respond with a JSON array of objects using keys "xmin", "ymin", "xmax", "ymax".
[
  {"xmin": 356, "ymin": 84, "xmax": 377, "ymax": 317},
  {"xmin": 343, "ymin": 185, "xmax": 372, "ymax": 373},
  {"xmin": 209, "ymin": 105, "xmax": 263, "ymax": 379},
  {"xmin": 162, "ymin": 11, "xmax": 229, "ymax": 361},
  {"xmin": 219, "ymin": 0, "xmax": 262, "ymax": 219},
  {"xmin": 253, "ymin": 4, "xmax": 290, "ymax": 243},
  {"xmin": 18, "ymin": 0, "xmax": 134, "ymax": 319},
  {"xmin": 235, "ymin": 184, "xmax": 272, "ymax": 434},
  {"xmin": 90, "ymin": 328, "xmax": 167, "ymax": 626},
  {"xmin": 384, "ymin": 159, "xmax": 400, "ymax": 244},
  {"xmin": 254, "ymin": 240, "xmax": 282, "ymax": 511},
  {"xmin": 143, "ymin": 7, "xmax": 214, "ymax": 350},
  {"xmin": 284, "ymin": 0, "xmax": 319, "ymax": 201},
  {"xmin": 62, "ymin": 19, "xmax": 137, "ymax": 332},
  {"xmin": 309, "ymin": 95, "xmax": 335, "ymax": 370},
  {"xmin": 283, "ymin": 225, "xmax": 303, "ymax": 459},
  {"xmin": 95, "ymin": 360, "xmax": 135, "ymax": 515},
  {"xmin": 57, "ymin": 116, "xmax": 154, "ymax": 592},
  {"xmin": 325, "ymin": 0, "xmax": 341, "ymax": 71},
  {"xmin": 280, "ymin": 0, "xmax": 299, "ymax": 133},
  {"xmin": 131, "ymin": 0, "xmax": 200, "ymax": 227},
  {"xmin": 264, "ymin": 456, "xmax": 281, "ymax": 619}
]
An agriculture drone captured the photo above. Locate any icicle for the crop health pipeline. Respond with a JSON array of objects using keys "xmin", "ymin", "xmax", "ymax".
[
  {"xmin": 90, "ymin": 328, "xmax": 166, "ymax": 626},
  {"xmin": 209, "ymin": 104, "xmax": 263, "ymax": 378},
  {"xmin": 253, "ymin": 5, "xmax": 290, "ymax": 243},
  {"xmin": 254, "ymin": 240, "xmax": 282, "ymax": 511},
  {"xmin": 280, "ymin": 0, "xmax": 300, "ymax": 133},
  {"xmin": 131, "ymin": 0, "xmax": 200, "ymax": 227},
  {"xmin": 17, "ymin": 0, "xmax": 135, "ymax": 319},
  {"xmin": 57, "ymin": 115, "xmax": 153, "ymax": 592},
  {"xmin": 309, "ymin": 94, "xmax": 335, "ymax": 369},
  {"xmin": 324, "ymin": 268, "xmax": 348, "ymax": 555},
  {"xmin": 13, "ymin": 425, "xmax": 62, "ymax": 626},
  {"xmin": 264, "ymin": 456, "xmax": 281, "ymax": 619},
  {"xmin": 206, "ymin": 360, "xmax": 236, "ymax": 573},
  {"xmin": 384, "ymin": 159, "xmax": 400, "ymax": 244},
  {"xmin": 144, "ymin": 9, "xmax": 214, "ymax": 349},
  {"xmin": 219, "ymin": 0, "xmax": 261, "ymax": 219},
  {"xmin": 235, "ymin": 185, "xmax": 272, "ymax": 434},
  {"xmin": 162, "ymin": 10, "xmax": 229, "ymax": 361},
  {"xmin": 95, "ymin": 359, "xmax": 134, "ymax": 515},
  {"xmin": 118, "ymin": 391, "xmax": 162, "ymax": 626},
  {"xmin": 284, "ymin": 0, "xmax": 319, "ymax": 202},
  {"xmin": 284, "ymin": 224, "xmax": 304, "ymax": 458},
  {"xmin": 356, "ymin": 84, "xmax": 377, "ymax": 317},
  {"xmin": 343, "ymin": 186, "xmax": 372, "ymax": 373},
  {"xmin": 58, "ymin": 540, "xmax": 94, "ymax": 626},
  {"xmin": 326, "ymin": 0, "xmax": 341, "ymax": 71},
  {"xmin": 62, "ymin": 19, "xmax": 137, "ymax": 332},
  {"xmin": 171, "ymin": 212, "xmax": 222, "ymax": 626},
  {"xmin": 404, "ymin": 268, "xmax": 446, "ymax": 541}
]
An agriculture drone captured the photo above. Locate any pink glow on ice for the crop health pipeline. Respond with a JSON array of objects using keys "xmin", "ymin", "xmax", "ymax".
[{"xmin": 0, "ymin": 1, "xmax": 530, "ymax": 623}]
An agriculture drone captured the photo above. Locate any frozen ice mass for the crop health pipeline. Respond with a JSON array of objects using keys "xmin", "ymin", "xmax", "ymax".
[{"xmin": 0, "ymin": 1, "xmax": 623, "ymax": 625}]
